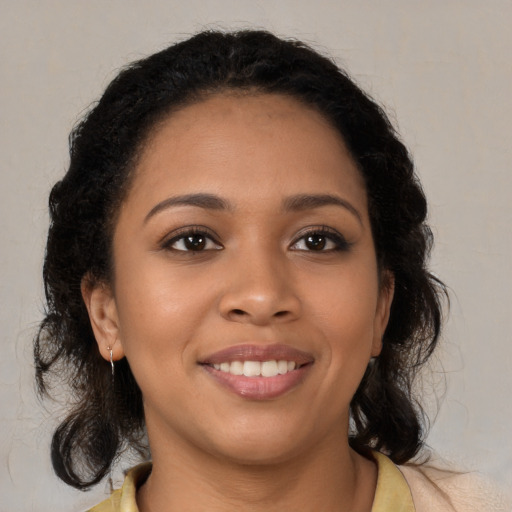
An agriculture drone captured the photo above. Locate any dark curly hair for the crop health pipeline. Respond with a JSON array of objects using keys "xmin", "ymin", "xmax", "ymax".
[{"xmin": 35, "ymin": 29, "xmax": 446, "ymax": 490}]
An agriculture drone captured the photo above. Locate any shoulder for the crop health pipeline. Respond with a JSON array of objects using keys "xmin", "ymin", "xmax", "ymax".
[{"xmin": 399, "ymin": 462, "xmax": 512, "ymax": 512}]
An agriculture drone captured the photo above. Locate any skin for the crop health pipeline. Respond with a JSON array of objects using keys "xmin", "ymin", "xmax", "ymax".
[{"xmin": 83, "ymin": 93, "xmax": 394, "ymax": 511}]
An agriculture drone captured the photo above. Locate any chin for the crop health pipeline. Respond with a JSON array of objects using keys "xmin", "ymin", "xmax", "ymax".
[
  {"xmin": 202, "ymin": 417, "xmax": 331, "ymax": 467},
  {"xmin": 214, "ymin": 439, "xmax": 303, "ymax": 467}
]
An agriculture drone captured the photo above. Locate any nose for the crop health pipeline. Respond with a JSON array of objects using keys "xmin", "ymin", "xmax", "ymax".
[{"xmin": 218, "ymin": 248, "xmax": 301, "ymax": 326}]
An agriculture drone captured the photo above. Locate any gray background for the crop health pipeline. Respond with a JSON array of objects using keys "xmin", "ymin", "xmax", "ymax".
[{"xmin": 1, "ymin": 1, "xmax": 511, "ymax": 510}]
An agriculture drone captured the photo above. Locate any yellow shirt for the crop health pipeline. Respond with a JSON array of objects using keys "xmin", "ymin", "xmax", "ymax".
[{"xmin": 88, "ymin": 452, "xmax": 415, "ymax": 512}]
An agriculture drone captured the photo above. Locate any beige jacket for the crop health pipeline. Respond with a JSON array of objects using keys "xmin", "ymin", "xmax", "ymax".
[{"xmin": 399, "ymin": 460, "xmax": 511, "ymax": 512}]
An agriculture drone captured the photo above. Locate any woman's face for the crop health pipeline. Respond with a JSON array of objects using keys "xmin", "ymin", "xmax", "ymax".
[{"xmin": 90, "ymin": 93, "xmax": 393, "ymax": 465}]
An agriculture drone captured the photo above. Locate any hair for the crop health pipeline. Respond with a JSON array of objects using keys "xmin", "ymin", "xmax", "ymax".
[{"xmin": 35, "ymin": 29, "xmax": 447, "ymax": 490}]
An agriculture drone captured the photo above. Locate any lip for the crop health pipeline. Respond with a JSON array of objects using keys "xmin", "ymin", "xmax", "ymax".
[{"xmin": 199, "ymin": 344, "xmax": 314, "ymax": 400}]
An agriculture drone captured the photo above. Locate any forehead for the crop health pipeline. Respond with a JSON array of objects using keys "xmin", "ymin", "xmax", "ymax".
[{"xmin": 126, "ymin": 92, "xmax": 367, "ymax": 213}]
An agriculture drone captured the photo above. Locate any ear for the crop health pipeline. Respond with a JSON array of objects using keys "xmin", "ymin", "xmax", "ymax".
[
  {"xmin": 371, "ymin": 271, "xmax": 395, "ymax": 357},
  {"xmin": 81, "ymin": 276, "xmax": 125, "ymax": 362}
]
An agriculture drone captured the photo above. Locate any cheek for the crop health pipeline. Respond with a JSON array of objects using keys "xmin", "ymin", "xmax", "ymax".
[
  {"xmin": 302, "ymin": 264, "xmax": 380, "ymax": 363},
  {"xmin": 116, "ymin": 250, "xmax": 208, "ymax": 324},
  {"xmin": 112, "ymin": 262, "xmax": 215, "ymax": 377}
]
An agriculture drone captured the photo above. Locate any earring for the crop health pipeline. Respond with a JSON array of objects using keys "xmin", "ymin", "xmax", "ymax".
[{"xmin": 107, "ymin": 346, "xmax": 114, "ymax": 379}]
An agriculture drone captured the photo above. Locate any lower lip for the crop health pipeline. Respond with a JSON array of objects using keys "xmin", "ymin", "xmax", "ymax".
[{"xmin": 202, "ymin": 364, "xmax": 312, "ymax": 400}]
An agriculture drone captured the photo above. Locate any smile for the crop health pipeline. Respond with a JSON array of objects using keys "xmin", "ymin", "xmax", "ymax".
[
  {"xmin": 211, "ymin": 360, "xmax": 298, "ymax": 377},
  {"xmin": 200, "ymin": 344, "xmax": 314, "ymax": 400}
]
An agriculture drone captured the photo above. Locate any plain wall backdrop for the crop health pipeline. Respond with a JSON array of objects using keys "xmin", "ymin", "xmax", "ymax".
[{"xmin": 1, "ymin": 1, "xmax": 511, "ymax": 510}]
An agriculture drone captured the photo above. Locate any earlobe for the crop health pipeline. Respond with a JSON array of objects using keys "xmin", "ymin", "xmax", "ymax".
[
  {"xmin": 81, "ymin": 276, "xmax": 125, "ymax": 362},
  {"xmin": 371, "ymin": 271, "xmax": 395, "ymax": 357}
]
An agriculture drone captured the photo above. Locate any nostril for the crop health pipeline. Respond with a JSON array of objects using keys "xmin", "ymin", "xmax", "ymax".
[
  {"xmin": 231, "ymin": 309, "xmax": 246, "ymax": 316},
  {"xmin": 274, "ymin": 311, "xmax": 288, "ymax": 317}
]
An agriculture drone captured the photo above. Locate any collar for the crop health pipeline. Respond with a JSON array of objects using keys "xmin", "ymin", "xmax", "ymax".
[
  {"xmin": 371, "ymin": 451, "xmax": 415, "ymax": 512},
  {"xmin": 88, "ymin": 452, "xmax": 415, "ymax": 511}
]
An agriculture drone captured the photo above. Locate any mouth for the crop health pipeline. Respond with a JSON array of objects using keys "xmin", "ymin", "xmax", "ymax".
[
  {"xmin": 199, "ymin": 344, "xmax": 314, "ymax": 400},
  {"xmin": 210, "ymin": 359, "xmax": 302, "ymax": 377}
]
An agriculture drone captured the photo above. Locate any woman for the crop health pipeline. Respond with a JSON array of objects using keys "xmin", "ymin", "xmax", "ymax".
[{"xmin": 35, "ymin": 30, "xmax": 505, "ymax": 511}]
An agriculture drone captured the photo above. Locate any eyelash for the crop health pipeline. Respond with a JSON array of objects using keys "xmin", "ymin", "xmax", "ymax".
[
  {"xmin": 290, "ymin": 226, "xmax": 352, "ymax": 253},
  {"xmin": 161, "ymin": 226, "xmax": 351, "ymax": 253},
  {"xmin": 161, "ymin": 226, "xmax": 222, "ymax": 252}
]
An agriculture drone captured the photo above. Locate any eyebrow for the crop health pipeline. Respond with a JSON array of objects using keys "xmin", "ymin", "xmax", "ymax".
[
  {"xmin": 282, "ymin": 194, "xmax": 362, "ymax": 224},
  {"xmin": 144, "ymin": 193, "xmax": 232, "ymax": 223},
  {"xmin": 144, "ymin": 192, "xmax": 362, "ymax": 225}
]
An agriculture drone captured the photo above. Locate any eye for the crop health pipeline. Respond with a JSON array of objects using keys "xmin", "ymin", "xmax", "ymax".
[
  {"xmin": 290, "ymin": 228, "xmax": 351, "ymax": 252},
  {"xmin": 163, "ymin": 228, "xmax": 222, "ymax": 252}
]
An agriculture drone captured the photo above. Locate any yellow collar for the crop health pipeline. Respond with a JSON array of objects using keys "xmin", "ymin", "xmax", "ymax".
[
  {"xmin": 89, "ymin": 452, "xmax": 415, "ymax": 511},
  {"xmin": 371, "ymin": 451, "xmax": 415, "ymax": 512}
]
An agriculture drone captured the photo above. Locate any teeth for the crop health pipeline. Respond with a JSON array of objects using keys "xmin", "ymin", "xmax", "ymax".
[
  {"xmin": 243, "ymin": 361, "xmax": 261, "ymax": 377},
  {"xmin": 261, "ymin": 360, "xmax": 278, "ymax": 377},
  {"xmin": 212, "ymin": 360, "xmax": 299, "ymax": 377},
  {"xmin": 277, "ymin": 360, "xmax": 288, "ymax": 374},
  {"xmin": 230, "ymin": 360, "xmax": 244, "ymax": 375}
]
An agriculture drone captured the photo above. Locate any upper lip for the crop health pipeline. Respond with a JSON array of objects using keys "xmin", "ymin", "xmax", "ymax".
[{"xmin": 199, "ymin": 343, "xmax": 314, "ymax": 366}]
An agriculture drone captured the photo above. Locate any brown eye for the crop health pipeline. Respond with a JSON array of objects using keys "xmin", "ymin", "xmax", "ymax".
[
  {"xmin": 166, "ymin": 229, "xmax": 222, "ymax": 252},
  {"xmin": 305, "ymin": 234, "xmax": 327, "ymax": 250},
  {"xmin": 183, "ymin": 234, "xmax": 206, "ymax": 251},
  {"xmin": 291, "ymin": 228, "xmax": 351, "ymax": 252}
]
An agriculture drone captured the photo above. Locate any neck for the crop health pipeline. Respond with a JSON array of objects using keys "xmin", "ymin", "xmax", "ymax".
[{"xmin": 137, "ymin": 427, "xmax": 377, "ymax": 512}]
